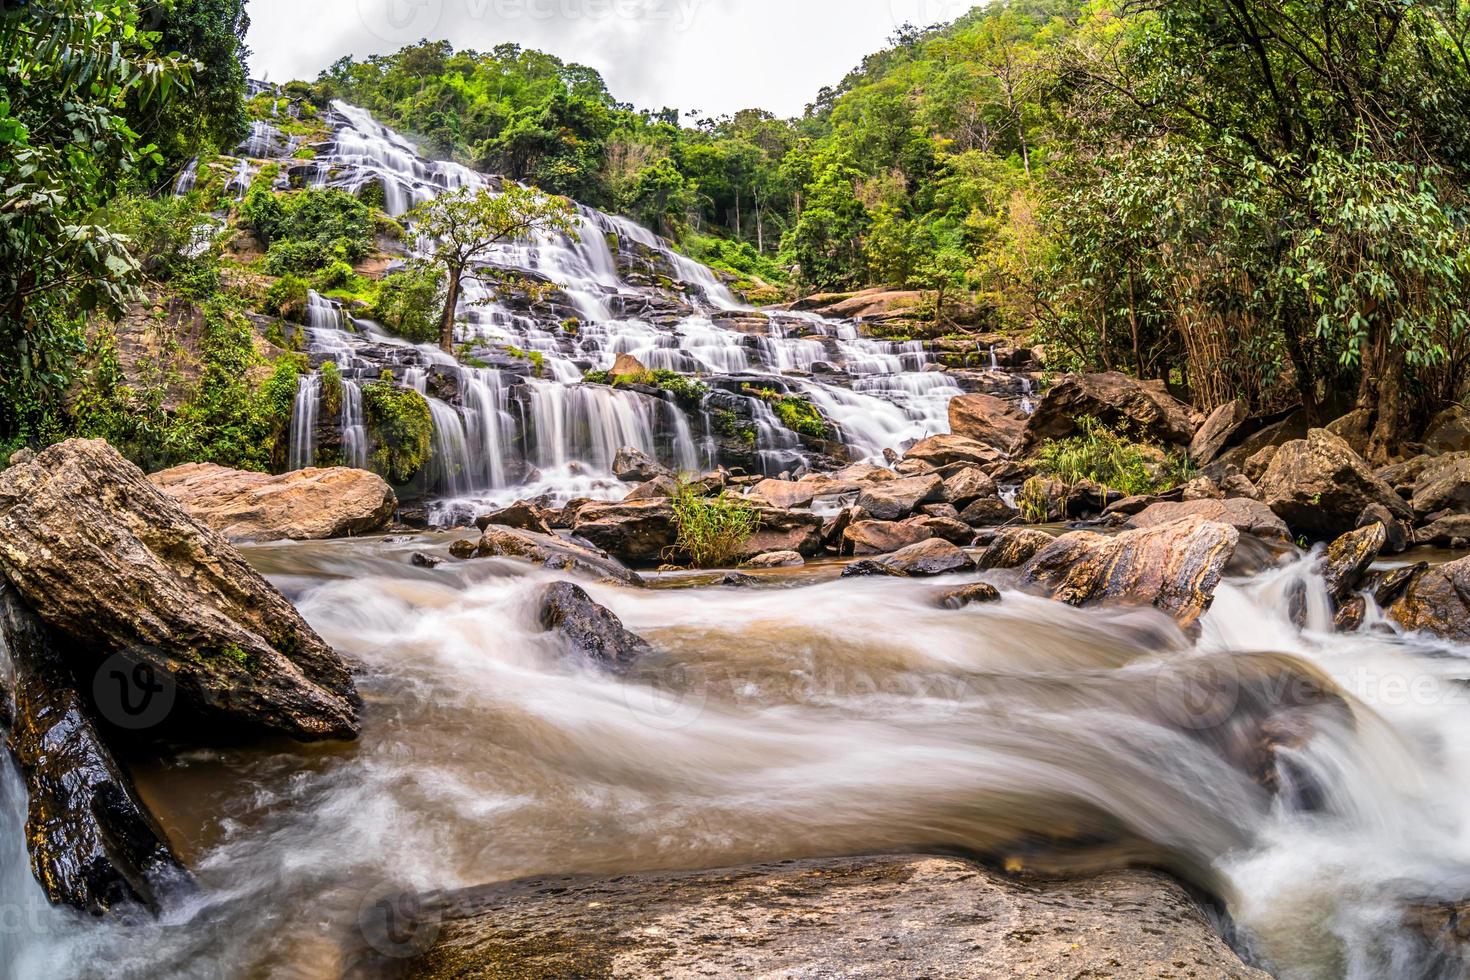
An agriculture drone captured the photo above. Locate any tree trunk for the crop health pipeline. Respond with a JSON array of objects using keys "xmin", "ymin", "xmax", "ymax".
[
  {"xmin": 439, "ymin": 265, "xmax": 463, "ymax": 353},
  {"xmin": 1280, "ymin": 311, "xmax": 1320, "ymax": 423},
  {"xmin": 1360, "ymin": 325, "xmax": 1405, "ymax": 465}
]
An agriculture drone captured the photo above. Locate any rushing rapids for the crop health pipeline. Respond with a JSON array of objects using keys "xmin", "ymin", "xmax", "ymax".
[{"xmin": 233, "ymin": 97, "xmax": 992, "ymax": 518}]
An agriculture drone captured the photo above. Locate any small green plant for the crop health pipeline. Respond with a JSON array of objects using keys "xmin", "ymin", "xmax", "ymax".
[
  {"xmin": 669, "ymin": 479, "xmax": 763, "ymax": 569},
  {"xmin": 1018, "ymin": 477, "xmax": 1053, "ymax": 523},
  {"xmin": 582, "ymin": 367, "xmax": 708, "ymax": 407},
  {"xmin": 714, "ymin": 409, "xmax": 757, "ymax": 446},
  {"xmin": 1033, "ymin": 416, "xmax": 1189, "ymax": 496},
  {"xmin": 741, "ymin": 385, "xmax": 829, "ymax": 439}
]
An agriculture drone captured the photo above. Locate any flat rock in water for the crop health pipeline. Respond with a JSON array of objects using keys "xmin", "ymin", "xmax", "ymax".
[
  {"xmin": 374, "ymin": 856, "xmax": 1269, "ymax": 979},
  {"xmin": 460, "ymin": 526, "xmax": 643, "ymax": 587},
  {"xmin": 149, "ymin": 463, "xmax": 396, "ymax": 543},
  {"xmin": 0, "ymin": 587, "xmax": 191, "ymax": 915},
  {"xmin": 537, "ymin": 582, "xmax": 651, "ymax": 671},
  {"xmin": 0, "ymin": 440, "xmax": 360, "ymax": 742},
  {"xmin": 1021, "ymin": 516, "xmax": 1240, "ymax": 629},
  {"xmin": 843, "ymin": 520, "xmax": 934, "ymax": 556}
]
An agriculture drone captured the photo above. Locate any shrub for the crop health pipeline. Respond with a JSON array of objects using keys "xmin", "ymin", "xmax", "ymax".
[
  {"xmin": 583, "ymin": 367, "xmax": 708, "ymax": 407},
  {"xmin": 1032, "ymin": 416, "xmax": 1192, "ymax": 496},
  {"xmin": 368, "ymin": 264, "xmax": 444, "ymax": 343},
  {"xmin": 264, "ymin": 274, "xmax": 310, "ymax": 321},
  {"xmin": 669, "ymin": 479, "xmax": 762, "ymax": 569},
  {"xmin": 107, "ymin": 193, "xmax": 222, "ymax": 298},
  {"xmin": 243, "ymin": 188, "xmax": 377, "ymax": 275},
  {"xmin": 362, "ymin": 380, "xmax": 433, "ymax": 484}
]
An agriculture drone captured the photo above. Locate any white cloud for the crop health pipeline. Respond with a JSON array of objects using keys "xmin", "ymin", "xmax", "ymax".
[{"xmin": 245, "ymin": 0, "xmax": 979, "ymax": 119}]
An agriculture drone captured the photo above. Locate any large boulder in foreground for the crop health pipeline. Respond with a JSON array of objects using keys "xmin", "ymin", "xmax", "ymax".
[
  {"xmin": 1021, "ymin": 516, "xmax": 1239, "ymax": 629},
  {"xmin": 948, "ymin": 392, "xmax": 1025, "ymax": 451},
  {"xmin": 371, "ymin": 856, "xmax": 1268, "ymax": 979},
  {"xmin": 1258, "ymin": 429, "xmax": 1412, "ymax": 539},
  {"xmin": 1022, "ymin": 372, "xmax": 1196, "ymax": 452},
  {"xmin": 149, "ymin": 463, "xmax": 396, "ymax": 543},
  {"xmin": 1126, "ymin": 497, "xmax": 1291, "ymax": 543},
  {"xmin": 0, "ymin": 588, "xmax": 190, "ymax": 915},
  {"xmin": 0, "ymin": 440, "xmax": 360, "ymax": 741}
]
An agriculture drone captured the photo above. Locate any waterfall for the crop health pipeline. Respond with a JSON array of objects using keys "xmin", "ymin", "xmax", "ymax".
[
  {"xmin": 288, "ymin": 374, "xmax": 321, "ymax": 471},
  {"xmin": 173, "ymin": 158, "xmax": 198, "ymax": 196},
  {"xmin": 427, "ymin": 398, "xmax": 472, "ymax": 497},
  {"xmin": 340, "ymin": 379, "xmax": 367, "ymax": 470}
]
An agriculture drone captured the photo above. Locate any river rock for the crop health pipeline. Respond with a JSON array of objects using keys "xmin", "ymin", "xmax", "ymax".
[
  {"xmin": 844, "ymin": 538, "xmax": 975, "ymax": 578},
  {"xmin": 536, "ymin": 582, "xmax": 651, "ymax": 671},
  {"xmin": 903, "ymin": 434, "xmax": 1003, "ymax": 468},
  {"xmin": 960, "ymin": 496, "xmax": 1019, "ymax": 528},
  {"xmin": 0, "ymin": 440, "xmax": 359, "ymax": 742},
  {"xmin": 612, "ymin": 446, "xmax": 668, "ymax": 483},
  {"xmin": 843, "ymin": 520, "xmax": 934, "ymax": 556},
  {"xmin": 460, "ymin": 526, "xmax": 643, "ymax": 587},
  {"xmin": 941, "ymin": 583, "xmax": 1002, "ymax": 608},
  {"xmin": 1388, "ymin": 556, "xmax": 1470, "ymax": 642},
  {"xmin": 475, "ymin": 500, "xmax": 554, "ymax": 535},
  {"xmin": 572, "ymin": 499, "xmax": 678, "ymax": 565},
  {"xmin": 1424, "ymin": 405, "xmax": 1470, "ymax": 455},
  {"xmin": 1357, "ymin": 502, "xmax": 1411, "ymax": 554},
  {"xmin": 1126, "ymin": 498, "xmax": 1291, "ymax": 543},
  {"xmin": 942, "ymin": 467, "xmax": 996, "ymax": 507},
  {"xmin": 909, "ymin": 515, "xmax": 976, "ymax": 546},
  {"xmin": 948, "ymin": 392, "xmax": 1025, "ymax": 451},
  {"xmin": 977, "ymin": 528, "xmax": 1055, "ymax": 570},
  {"xmin": 830, "ymin": 462, "xmax": 896, "ymax": 483},
  {"xmin": 740, "ymin": 507, "xmax": 826, "ymax": 560},
  {"xmin": 1022, "ymin": 372, "xmax": 1197, "ymax": 451},
  {"xmin": 1258, "ymin": 429, "xmax": 1412, "ymax": 538},
  {"xmin": 1182, "ymin": 476, "xmax": 1224, "ymax": 501},
  {"xmin": 375, "ymin": 856, "xmax": 1269, "ymax": 979},
  {"xmin": 1414, "ymin": 513, "xmax": 1470, "ymax": 548},
  {"xmin": 857, "ymin": 474, "xmax": 944, "ymax": 521},
  {"xmin": 1320, "ymin": 523, "xmax": 1386, "ymax": 605},
  {"xmin": 1220, "ymin": 473, "xmax": 1262, "ymax": 501},
  {"xmin": 623, "ymin": 475, "xmax": 678, "ymax": 501},
  {"xmin": 747, "ymin": 478, "xmax": 818, "ymax": 510},
  {"xmin": 148, "ymin": 463, "xmax": 396, "ymax": 543},
  {"xmin": 608, "ymin": 353, "xmax": 649, "ymax": 382},
  {"xmin": 1411, "ymin": 452, "xmax": 1470, "ymax": 517},
  {"xmin": 743, "ymin": 550, "xmax": 804, "ymax": 569},
  {"xmin": 0, "ymin": 587, "xmax": 191, "ymax": 916},
  {"xmin": 1190, "ymin": 400, "xmax": 1250, "ymax": 466},
  {"xmin": 1021, "ymin": 516, "xmax": 1239, "ymax": 629}
]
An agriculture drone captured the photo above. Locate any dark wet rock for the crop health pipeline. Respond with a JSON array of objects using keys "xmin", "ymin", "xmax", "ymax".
[
  {"xmin": 959, "ymin": 496, "xmax": 1019, "ymax": 528},
  {"xmin": 612, "ymin": 446, "xmax": 669, "ymax": 483},
  {"xmin": 948, "ymin": 392, "xmax": 1025, "ymax": 451},
  {"xmin": 1102, "ymin": 494, "xmax": 1157, "ymax": 517},
  {"xmin": 148, "ymin": 463, "xmax": 396, "ymax": 543},
  {"xmin": 475, "ymin": 500, "xmax": 554, "ymax": 535},
  {"xmin": 909, "ymin": 515, "xmax": 976, "ymax": 546},
  {"xmin": 856, "ymin": 474, "xmax": 944, "ymax": 521},
  {"xmin": 1324, "ymin": 409, "xmax": 1373, "ymax": 458},
  {"xmin": 821, "ymin": 506, "xmax": 859, "ymax": 551},
  {"xmin": 376, "ymin": 856, "xmax": 1270, "ymax": 980},
  {"xmin": 1320, "ymin": 524, "xmax": 1386, "ymax": 606},
  {"xmin": 0, "ymin": 587, "xmax": 192, "ymax": 916},
  {"xmin": 543, "ymin": 497, "xmax": 593, "ymax": 530},
  {"xmin": 1387, "ymin": 556, "xmax": 1470, "ymax": 641},
  {"xmin": 1412, "ymin": 452, "xmax": 1470, "ymax": 518},
  {"xmin": 720, "ymin": 572, "xmax": 758, "ymax": 587},
  {"xmin": 976, "ymin": 528, "xmax": 1055, "ymax": 570},
  {"xmin": 903, "ymin": 434, "xmax": 1004, "ymax": 468},
  {"xmin": 623, "ymin": 475, "xmax": 678, "ymax": 501},
  {"xmin": 460, "ymin": 526, "xmax": 643, "ymax": 587},
  {"xmin": 0, "ymin": 440, "xmax": 359, "ymax": 742},
  {"xmin": 842, "ymin": 520, "xmax": 933, "ymax": 556},
  {"xmin": 1374, "ymin": 563, "xmax": 1427, "ymax": 609},
  {"xmin": 1424, "ymin": 405, "xmax": 1470, "ymax": 455},
  {"xmin": 940, "ymin": 583, "xmax": 1002, "ymax": 609},
  {"xmin": 411, "ymin": 552, "xmax": 442, "ymax": 569},
  {"xmin": 1126, "ymin": 498, "xmax": 1291, "ymax": 543},
  {"xmin": 1335, "ymin": 596, "xmax": 1367, "ymax": 632},
  {"xmin": 1355, "ymin": 502, "xmax": 1410, "ymax": 554},
  {"xmin": 1022, "ymin": 372, "xmax": 1197, "ymax": 452},
  {"xmin": 572, "ymin": 499, "xmax": 677, "ymax": 566},
  {"xmin": 1190, "ymin": 400, "xmax": 1250, "ymax": 466},
  {"xmin": 1021, "ymin": 516, "xmax": 1239, "ymax": 629},
  {"xmin": 941, "ymin": 466, "xmax": 997, "ymax": 507},
  {"xmin": 1258, "ymin": 429, "xmax": 1412, "ymax": 539},
  {"xmin": 536, "ymin": 582, "xmax": 651, "ymax": 671},
  {"xmin": 1414, "ymin": 514, "xmax": 1470, "ymax": 548},
  {"xmin": 743, "ymin": 551, "xmax": 804, "ymax": 569}
]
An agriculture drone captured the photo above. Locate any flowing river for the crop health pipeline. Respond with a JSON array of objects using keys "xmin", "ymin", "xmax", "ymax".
[{"xmin": 3, "ymin": 536, "xmax": 1470, "ymax": 978}]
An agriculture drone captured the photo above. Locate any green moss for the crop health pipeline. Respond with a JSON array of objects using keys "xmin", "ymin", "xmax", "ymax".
[
  {"xmin": 362, "ymin": 380, "xmax": 433, "ymax": 485},
  {"xmin": 742, "ymin": 386, "xmax": 829, "ymax": 439},
  {"xmin": 320, "ymin": 361, "xmax": 343, "ymax": 419},
  {"xmin": 583, "ymin": 367, "xmax": 708, "ymax": 407},
  {"xmin": 714, "ymin": 409, "xmax": 757, "ymax": 446}
]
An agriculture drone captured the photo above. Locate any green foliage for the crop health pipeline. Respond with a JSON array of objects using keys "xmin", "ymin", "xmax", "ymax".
[
  {"xmin": 362, "ymin": 380, "xmax": 433, "ymax": 484},
  {"xmin": 368, "ymin": 263, "xmax": 445, "ymax": 343},
  {"xmin": 241, "ymin": 187, "xmax": 377, "ymax": 276},
  {"xmin": 714, "ymin": 409, "xmax": 756, "ymax": 446},
  {"xmin": 1017, "ymin": 477, "xmax": 1052, "ymax": 524},
  {"xmin": 106, "ymin": 192, "xmax": 222, "ymax": 298},
  {"xmin": 669, "ymin": 479, "xmax": 762, "ymax": 569},
  {"xmin": 264, "ymin": 274, "xmax": 310, "ymax": 321},
  {"xmin": 1032, "ymin": 416, "xmax": 1190, "ymax": 496},
  {"xmin": 744, "ymin": 386, "xmax": 829, "ymax": 438},
  {"xmin": 583, "ymin": 367, "xmax": 708, "ymax": 406}
]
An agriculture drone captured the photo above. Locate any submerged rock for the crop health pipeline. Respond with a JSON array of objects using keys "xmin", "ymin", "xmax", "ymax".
[
  {"xmin": 0, "ymin": 440, "xmax": 360, "ymax": 742},
  {"xmin": 536, "ymin": 582, "xmax": 651, "ymax": 671},
  {"xmin": 0, "ymin": 587, "xmax": 191, "ymax": 916},
  {"xmin": 940, "ymin": 582, "xmax": 1002, "ymax": 608},
  {"xmin": 372, "ymin": 856, "xmax": 1269, "ymax": 979},
  {"xmin": 148, "ymin": 463, "xmax": 396, "ymax": 543},
  {"xmin": 1021, "ymin": 516, "xmax": 1239, "ymax": 629}
]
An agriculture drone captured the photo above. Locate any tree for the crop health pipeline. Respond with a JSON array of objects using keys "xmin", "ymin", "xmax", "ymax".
[
  {"xmin": 407, "ymin": 185, "xmax": 579, "ymax": 352},
  {"xmin": 0, "ymin": 0, "xmax": 193, "ymax": 447}
]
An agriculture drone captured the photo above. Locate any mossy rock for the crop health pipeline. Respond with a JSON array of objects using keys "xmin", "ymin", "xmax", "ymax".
[{"xmin": 362, "ymin": 380, "xmax": 433, "ymax": 485}]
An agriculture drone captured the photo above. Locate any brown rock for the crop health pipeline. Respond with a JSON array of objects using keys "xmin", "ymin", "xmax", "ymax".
[
  {"xmin": 572, "ymin": 499, "xmax": 678, "ymax": 565},
  {"xmin": 739, "ymin": 508, "xmax": 826, "ymax": 560},
  {"xmin": 743, "ymin": 550, "xmax": 805, "ymax": 569},
  {"xmin": 960, "ymin": 496, "xmax": 1020, "ymax": 528},
  {"xmin": 1320, "ymin": 523, "xmax": 1386, "ymax": 605},
  {"xmin": 462, "ymin": 526, "xmax": 642, "ymax": 587},
  {"xmin": 612, "ymin": 446, "xmax": 669, "ymax": 483},
  {"xmin": 149, "ymin": 463, "xmax": 395, "ymax": 543},
  {"xmin": 843, "ymin": 520, "xmax": 934, "ymax": 556},
  {"xmin": 940, "ymin": 583, "xmax": 1002, "ymax": 608},
  {"xmin": 1412, "ymin": 452, "xmax": 1470, "ymax": 517},
  {"xmin": 0, "ymin": 440, "xmax": 359, "ymax": 742},
  {"xmin": 1181, "ymin": 476, "xmax": 1224, "ymax": 501},
  {"xmin": 910, "ymin": 515, "xmax": 976, "ymax": 546},
  {"xmin": 948, "ymin": 392, "xmax": 1025, "ymax": 451},
  {"xmin": 1243, "ymin": 445, "xmax": 1279, "ymax": 484},
  {"xmin": 624, "ymin": 475, "xmax": 678, "ymax": 501},
  {"xmin": 857, "ymin": 474, "xmax": 944, "ymax": 521},
  {"xmin": 830, "ymin": 462, "xmax": 897, "ymax": 483},
  {"xmin": 1414, "ymin": 514, "xmax": 1470, "ymax": 548},
  {"xmin": 475, "ymin": 500, "xmax": 553, "ymax": 535},
  {"xmin": 1356, "ymin": 502, "xmax": 1411, "ymax": 554},
  {"xmin": 1220, "ymin": 474, "xmax": 1262, "ymax": 501},
  {"xmin": 1424, "ymin": 405, "xmax": 1470, "ymax": 455},
  {"xmin": 1258, "ymin": 429, "xmax": 1412, "ymax": 538},
  {"xmin": 942, "ymin": 466, "xmax": 997, "ymax": 507},
  {"xmin": 608, "ymin": 352, "xmax": 649, "ymax": 382},
  {"xmin": 1388, "ymin": 556, "xmax": 1470, "ymax": 641},
  {"xmin": 1190, "ymin": 401, "xmax": 1249, "ymax": 466},
  {"xmin": 976, "ymin": 528, "xmax": 1055, "ymax": 570},
  {"xmin": 1021, "ymin": 516, "xmax": 1240, "ymax": 628},
  {"xmin": 1325, "ymin": 409, "xmax": 1373, "ymax": 458},
  {"xmin": 1376, "ymin": 455, "xmax": 1430, "ymax": 497},
  {"xmin": 379, "ymin": 856, "xmax": 1270, "ymax": 980},
  {"xmin": 903, "ymin": 434, "xmax": 1004, "ymax": 468},
  {"xmin": 748, "ymin": 478, "xmax": 818, "ymax": 510},
  {"xmin": 1126, "ymin": 498, "xmax": 1291, "ymax": 543},
  {"xmin": 537, "ymin": 582, "xmax": 651, "ymax": 671},
  {"xmin": 844, "ymin": 538, "xmax": 975, "ymax": 578},
  {"xmin": 1022, "ymin": 372, "xmax": 1196, "ymax": 452}
]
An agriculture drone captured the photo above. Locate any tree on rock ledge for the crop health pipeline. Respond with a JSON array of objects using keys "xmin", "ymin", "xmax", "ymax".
[{"xmin": 407, "ymin": 185, "xmax": 579, "ymax": 352}]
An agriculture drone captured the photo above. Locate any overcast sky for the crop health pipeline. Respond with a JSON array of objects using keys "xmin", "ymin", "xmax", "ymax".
[{"xmin": 245, "ymin": 0, "xmax": 979, "ymax": 118}]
